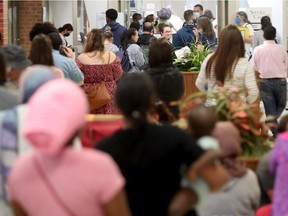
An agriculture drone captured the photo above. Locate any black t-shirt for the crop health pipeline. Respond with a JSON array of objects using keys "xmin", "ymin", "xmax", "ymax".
[{"xmin": 96, "ymin": 123, "xmax": 203, "ymax": 216}]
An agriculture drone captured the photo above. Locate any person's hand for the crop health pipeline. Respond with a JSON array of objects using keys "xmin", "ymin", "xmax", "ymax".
[
  {"xmin": 63, "ymin": 46, "xmax": 74, "ymax": 58},
  {"xmin": 192, "ymin": 28, "xmax": 199, "ymax": 39}
]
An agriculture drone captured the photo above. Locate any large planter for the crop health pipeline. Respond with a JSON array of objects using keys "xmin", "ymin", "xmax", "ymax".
[{"xmin": 181, "ymin": 71, "xmax": 199, "ymax": 101}]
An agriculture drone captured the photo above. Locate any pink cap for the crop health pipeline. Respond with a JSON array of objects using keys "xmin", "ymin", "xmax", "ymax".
[{"xmin": 24, "ymin": 80, "xmax": 88, "ymax": 155}]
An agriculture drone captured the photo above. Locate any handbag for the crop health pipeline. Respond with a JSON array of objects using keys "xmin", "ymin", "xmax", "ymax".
[{"xmin": 85, "ymin": 81, "xmax": 111, "ymax": 111}]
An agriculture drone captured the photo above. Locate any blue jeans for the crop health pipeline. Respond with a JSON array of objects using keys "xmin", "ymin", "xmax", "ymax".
[{"xmin": 260, "ymin": 78, "xmax": 287, "ymax": 136}]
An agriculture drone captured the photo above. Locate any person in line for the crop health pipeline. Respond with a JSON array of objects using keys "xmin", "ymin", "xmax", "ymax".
[
  {"xmin": 132, "ymin": 13, "xmax": 143, "ymax": 34},
  {"xmin": 136, "ymin": 21, "xmax": 156, "ymax": 64},
  {"xmin": 235, "ymin": 11, "xmax": 254, "ymax": 60},
  {"xmin": 29, "ymin": 22, "xmax": 58, "ymax": 41},
  {"xmin": 252, "ymin": 16, "xmax": 280, "ymax": 49},
  {"xmin": 193, "ymin": 16, "xmax": 216, "ymax": 50},
  {"xmin": 121, "ymin": 28, "xmax": 145, "ymax": 72},
  {"xmin": 0, "ymin": 65, "xmax": 58, "ymax": 216},
  {"xmin": 7, "ymin": 79, "xmax": 131, "ymax": 216},
  {"xmin": 144, "ymin": 14, "xmax": 158, "ymax": 33},
  {"xmin": 144, "ymin": 38, "xmax": 183, "ymax": 118},
  {"xmin": 48, "ymin": 32, "xmax": 84, "ymax": 85},
  {"xmin": 29, "ymin": 34, "xmax": 64, "ymax": 79},
  {"xmin": 196, "ymin": 25, "xmax": 259, "ymax": 104},
  {"xmin": 197, "ymin": 122, "xmax": 260, "ymax": 216},
  {"xmin": 96, "ymin": 73, "xmax": 225, "ymax": 216},
  {"xmin": 173, "ymin": 10, "xmax": 197, "ymax": 48},
  {"xmin": 0, "ymin": 50, "xmax": 18, "ymax": 110},
  {"xmin": 0, "ymin": 45, "xmax": 32, "ymax": 90},
  {"xmin": 158, "ymin": 23, "xmax": 173, "ymax": 45},
  {"xmin": 76, "ymin": 29, "xmax": 123, "ymax": 114},
  {"xmin": 102, "ymin": 9, "xmax": 126, "ymax": 47},
  {"xmin": 250, "ymin": 25, "xmax": 288, "ymax": 137},
  {"xmin": 58, "ymin": 23, "xmax": 73, "ymax": 46},
  {"xmin": 193, "ymin": 4, "xmax": 204, "ymax": 21},
  {"xmin": 103, "ymin": 27, "xmax": 119, "ymax": 53}
]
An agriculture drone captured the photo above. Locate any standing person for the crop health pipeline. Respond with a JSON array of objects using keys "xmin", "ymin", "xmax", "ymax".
[
  {"xmin": 102, "ymin": 9, "xmax": 126, "ymax": 47},
  {"xmin": 96, "ymin": 73, "xmax": 223, "ymax": 216},
  {"xmin": 235, "ymin": 11, "xmax": 254, "ymax": 60},
  {"xmin": 158, "ymin": 23, "xmax": 173, "ymax": 44},
  {"xmin": 196, "ymin": 25, "xmax": 258, "ymax": 104},
  {"xmin": 252, "ymin": 16, "xmax": 280, "ymax": 49},
  {"xmin": 251, "ymin": 25, "xmax": 288, "ymax": 137},
  {"xmin": 132, "ymin": 13, "xmax": 143, "ymax": 34},
  {"xmin": 58, "ymin": 23, "xmax": 73, "ymax": 46},
  {"xmin": 137, "ymin": 21, "xmax": 156, "ymax": 64},
  {"xmin": 173, "ymin": 10, "xmax": 197, "ymax": 48},
  {"xmin": 29, "ymin": 34, "xmax": 64, "ymax": 79},
  {"xmin": 193, "ymin": 4, "xmax": 204, "ymax": 20},
  {"xmin": 0, "ymin": 45, "xmax": 32, "ymax": 90},
  {"xmin": 103, "ymin": 27, "xmax": 119, "ymax": 53},
  {"xmin": 7, "ymin": 80, "xmax": 131, "ymax": 216},
  {"xmin": 121, "ymin": 28, "xmax": 145, "ymax": 72},
  {"xmin": 193, "ymin": 16, "xmax": 216, "ymax": 50},
  {"xmin": 269, "ymin": 131, "xmax": 288, "ymax": 216},
  {"xmin": 144, "ymin": 14, "xmax": 158, "ymax": 33},
  {"xmin": 0, "ymin": 50, "xmax": 18, "ymax": 110},
  {"xmin": 197, "ymin": 122, "xmax": 260, "ymax": 216},
  {"xmin": 48, "ymin": 32, "xmax": 84, "ymax": 85},
  {"xmin": 144, "ymin": 38, "xmax": 183, "ymax": 118},
  {"xmin": 76, "ymin": 29, "xmax": 123, "ymax": 114}
]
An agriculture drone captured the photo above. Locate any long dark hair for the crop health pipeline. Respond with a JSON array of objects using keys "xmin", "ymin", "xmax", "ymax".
[
  {"xmin": 206, "ymin": 25, "xmax": 245, "ymax": 85},
  {"xmin": 197, "ymin": 16, "xmax": 215, "ymax": 39},
  {"xmin": 121, "ymin": 28, "xmax": 137, "ymax": 49},
  {"xmin": 29, "ymin": 34, "xmax": 54, "ymax": 66},
  {"xmin": 116, "ymin": 73, "xmax": 157, "ymax": 131}
]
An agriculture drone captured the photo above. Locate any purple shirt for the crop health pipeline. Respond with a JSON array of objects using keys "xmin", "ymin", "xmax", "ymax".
[{"xmin": 251, "ymin": 40, "xmax": 288, "ymax": 79}]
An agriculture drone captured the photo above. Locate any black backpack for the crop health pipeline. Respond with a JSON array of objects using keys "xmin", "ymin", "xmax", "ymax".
[{"xmin": 116, "ymin": 46, "xmax": 132, "ymax": 73}]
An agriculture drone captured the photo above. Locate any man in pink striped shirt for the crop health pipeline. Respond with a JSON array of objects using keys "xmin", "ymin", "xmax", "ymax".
[{"xmin": 251, "ymin": 25, "xmax": 288, "ymax": 137}]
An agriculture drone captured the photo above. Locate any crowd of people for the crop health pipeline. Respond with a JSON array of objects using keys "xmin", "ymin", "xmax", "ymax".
[{"xmin": 0, "ymin": 3, "xmax": 287, "ymax": 216}]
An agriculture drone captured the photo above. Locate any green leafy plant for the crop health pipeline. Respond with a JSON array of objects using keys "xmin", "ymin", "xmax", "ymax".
[
  {"xmin": 173, "ymin": 43, "xmax": 213, "ymax": 72},
  {"xmin": 180, "ymin": 87, "xmax": 273, "ymax": 156}
]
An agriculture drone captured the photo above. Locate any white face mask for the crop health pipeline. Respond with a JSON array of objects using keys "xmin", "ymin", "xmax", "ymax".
[
  {"xmin": 194, "ymin": 12, "xmax": 200, "ymax": 19},
  {"xmin": 139, "ymin": 19, "xmax": 143, "ymax": 25}
]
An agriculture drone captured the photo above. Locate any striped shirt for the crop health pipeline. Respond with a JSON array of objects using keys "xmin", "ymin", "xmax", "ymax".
[{"xmin": 196, "ymin": 54, "xmax": 259, "ymax": 104}]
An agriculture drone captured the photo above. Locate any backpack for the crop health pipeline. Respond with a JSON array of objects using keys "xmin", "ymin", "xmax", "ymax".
[
  {"xmin": 116, "ymin": 47, "xmax": 132, "ymax": 73},
  {"xmin": 139, "ymin": 44, "xmax": 149, "ymax": 64}
]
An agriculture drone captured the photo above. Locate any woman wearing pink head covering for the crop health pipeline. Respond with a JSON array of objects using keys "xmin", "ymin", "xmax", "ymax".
[
  {"xmin": 269, "ymin": 131, "xmax": 288, "ymax": 216},
  {"xmin": 197, "ymin": 122, "xmax": 260, "ymax": 216},
  {"xmin": 7, "ymin": 80, "xmax": 131, "ymax": 216}
]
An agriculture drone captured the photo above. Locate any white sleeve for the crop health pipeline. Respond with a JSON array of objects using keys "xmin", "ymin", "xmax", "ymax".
[{"xmin": 196, "ymin": 54, "xmax": 212, "ymax": 91}]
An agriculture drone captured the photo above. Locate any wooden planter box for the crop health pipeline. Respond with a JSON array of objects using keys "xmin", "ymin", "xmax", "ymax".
[
  {"xmin": 237, "ymin": 157, "xmax": 260, "ymax": 171},
  {"xmin": 181, "ymin": 71, "xmax": 199, "ymax": 101}
]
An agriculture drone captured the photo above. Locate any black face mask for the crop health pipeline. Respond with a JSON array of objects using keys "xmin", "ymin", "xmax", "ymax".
[{"xmin": 64, "ymin": 33, "xmax": 70, "ymax": 37}]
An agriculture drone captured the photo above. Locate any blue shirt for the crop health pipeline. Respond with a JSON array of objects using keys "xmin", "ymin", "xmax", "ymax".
[{"xmin": 52, "ymin": 50, "xmax": 84, "ymax": 83}]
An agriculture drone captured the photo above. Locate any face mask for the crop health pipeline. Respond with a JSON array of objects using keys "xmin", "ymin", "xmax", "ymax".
[
  {"xmin": 194, "ymin": 12, "xmax": 200, "ymax": 19},
  {"xmin": 64, "ymin": 33, "xmax": 70, "ymax": 37},
  {"xmin": 235, "ymin": 17, "xmax": 241, "ymax": 25},
  {"xmin": 139, "ymin": 19, "xmax": 143, "ymax": 26},
  {"xmin": 198, "ymin": 28, "xmax": 203, "ymax": 35}
]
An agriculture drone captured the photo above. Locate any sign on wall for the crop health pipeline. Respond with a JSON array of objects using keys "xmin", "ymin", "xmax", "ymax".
[{"xmin": 245, "ymin": 7, "xmax": 272, "ymax": 30}]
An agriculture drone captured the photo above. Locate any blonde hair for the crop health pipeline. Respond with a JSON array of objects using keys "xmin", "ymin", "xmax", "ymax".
[{"xmin": 83, "ymin": 29, "xmax": 105, "ymax": 57}]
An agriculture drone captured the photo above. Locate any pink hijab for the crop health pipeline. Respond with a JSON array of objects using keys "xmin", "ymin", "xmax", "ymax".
[
  {"xmin": 24, "ymin": 80, "xmax": 88, "ymax": 155},
  {"xmin": 212, "ymin": 121, "xmax": 247, "ymax": 177}
]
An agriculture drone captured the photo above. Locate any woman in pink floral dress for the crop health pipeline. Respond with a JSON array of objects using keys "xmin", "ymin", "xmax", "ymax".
[{"xmin": 76, "ymin": 29, "xmax": 123, "ymax": 114}]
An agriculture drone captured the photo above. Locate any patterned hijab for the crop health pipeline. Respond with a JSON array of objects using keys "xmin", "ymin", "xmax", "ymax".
[{"xmin": 212, "ymin": 121, "xmax": 247, "ymax": 177}]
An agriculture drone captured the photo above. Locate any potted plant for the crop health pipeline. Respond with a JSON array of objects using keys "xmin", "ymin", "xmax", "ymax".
[
  {"xmin": 179, "ymin": 87, "xmax": 273, "ymax": 170},
  {"xmin": 173, "ymin": 43, "xmax": 214, "ymax": 101}
]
